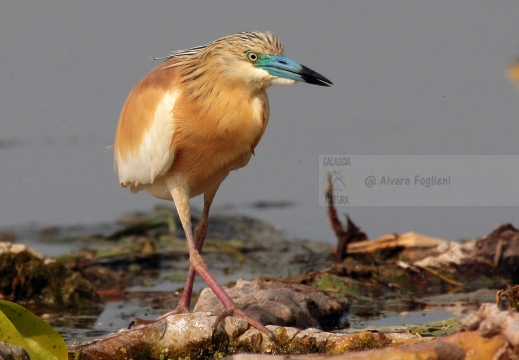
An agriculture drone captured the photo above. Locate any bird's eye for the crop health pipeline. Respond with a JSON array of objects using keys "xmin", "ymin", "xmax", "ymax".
[{"xmin": 246, "ymin": 51, "xmax": 258, "ymax": 62}]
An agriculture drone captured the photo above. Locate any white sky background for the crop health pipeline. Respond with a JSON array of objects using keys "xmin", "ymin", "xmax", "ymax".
[{"xmin": 1, "ymin": 1, "xmax": 519, "ymax": 243}]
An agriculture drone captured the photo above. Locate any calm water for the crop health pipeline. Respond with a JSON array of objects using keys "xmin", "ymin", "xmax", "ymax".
[{"xmin": 2, "ymin": 2, "xmax": 519, "ymax": 248}]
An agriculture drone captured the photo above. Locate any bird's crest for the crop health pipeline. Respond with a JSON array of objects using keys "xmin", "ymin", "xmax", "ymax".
[
  {"xmin": 152, "ymin": 45, "xmax": 206, "ymax": 61},
  {"xmin": 153, "ymin": 32, "xmax": 284, "ymax": 64}
]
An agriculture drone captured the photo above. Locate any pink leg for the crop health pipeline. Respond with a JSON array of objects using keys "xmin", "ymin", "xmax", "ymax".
[
  {"xmin": 131, "ymin": 197, "xmax": 211, "ymax": 326},
  {"xmin": 171, "ymin": 186, "xmax": 275, "ymax": 341},
  {"xmin": 168, "ymin": 198, "xmax": 211, "ymax": 313}
]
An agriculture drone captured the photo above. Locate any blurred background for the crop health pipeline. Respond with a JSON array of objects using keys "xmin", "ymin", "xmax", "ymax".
[{"xmin": 1, "ymin": 1, "xmax": 519, "ymax": 244}]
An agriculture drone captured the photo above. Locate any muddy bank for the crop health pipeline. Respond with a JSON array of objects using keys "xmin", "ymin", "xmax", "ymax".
[{"xmin": 2, "ymin": 206, "xmax": 519, "ymax": 358}]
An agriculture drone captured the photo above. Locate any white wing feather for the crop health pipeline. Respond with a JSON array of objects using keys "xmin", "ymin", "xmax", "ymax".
[{"xmin": 116, "ymin": 90, "xmax": 179, "ymax": 190}]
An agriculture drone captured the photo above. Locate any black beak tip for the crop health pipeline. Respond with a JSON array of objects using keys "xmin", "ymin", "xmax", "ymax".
[
  {"xmin": 320, "ymin": 77, "xmax": 333, "ymax": 87},
  {"xmin": 303, "ymin": 74, "xmax": 333, "ymax": 87},
  {"xmin": 300, "ymin": 64, "xmax": 333, "ymax": 87}
]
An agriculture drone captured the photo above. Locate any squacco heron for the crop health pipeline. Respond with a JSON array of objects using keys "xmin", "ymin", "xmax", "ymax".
[{"xmin": 114, "ymin": 31, "xmax": 332, "ymax": 338}]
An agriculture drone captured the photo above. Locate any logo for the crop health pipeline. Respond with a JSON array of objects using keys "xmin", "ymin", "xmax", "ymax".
[{"xmin": 322, "ymin": 170, "xmax": 352, "ymax": 194}]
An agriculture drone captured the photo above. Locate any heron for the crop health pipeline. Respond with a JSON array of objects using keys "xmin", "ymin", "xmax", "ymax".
[{"xmin": 114, "ymin": 31, "xmax": 332, "ymax": 339}]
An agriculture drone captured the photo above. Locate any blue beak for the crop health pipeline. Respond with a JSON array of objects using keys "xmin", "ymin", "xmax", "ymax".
[{"xmin": 257, "ymin": 54, "xmax": 333, "ymax": 87}]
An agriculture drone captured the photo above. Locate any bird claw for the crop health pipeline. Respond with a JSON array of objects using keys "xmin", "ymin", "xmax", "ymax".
[
  {"xmin": 128, "ymin": 318, "xmax": 152, "ymax": 329},
  {"xmin": 129, "ymin": 304, "xmax": 191, "ymax": 329},
  {"xmin": 129, "ymin": 306, "xmax": 276, "ymax": 342},
  {"xmin": 212, "ymin": 307, "xmax": 277, "ymax": 342}
]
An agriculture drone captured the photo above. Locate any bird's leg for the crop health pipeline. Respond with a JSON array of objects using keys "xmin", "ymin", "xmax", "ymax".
[
  {"xmin": 133, "ymin": 198, "xmax": 212, "ymax": 327},
  {"xmin": 129, "ymin": 197, "xmax": 212, "ymax": 327},
  {"xmin": 169, "ymin": 197, "xmax": 211, "ymax": 313},
  {"xmin": 170, "ymin": 186, "xmax": 275, "ymax": 341}
]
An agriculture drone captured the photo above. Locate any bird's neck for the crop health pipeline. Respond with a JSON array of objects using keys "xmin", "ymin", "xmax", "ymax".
[{"xmin": 183, "ymin": 77, "xmax": 268, "ymax": 128}]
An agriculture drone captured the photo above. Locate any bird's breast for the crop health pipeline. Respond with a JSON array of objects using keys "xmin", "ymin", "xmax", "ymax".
[{"xmin": 162, "ymin": 89, "xmax": 270, "ymax": 197}]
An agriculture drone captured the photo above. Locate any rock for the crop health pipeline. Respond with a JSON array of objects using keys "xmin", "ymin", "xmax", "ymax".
[
  {"xmin": 194, "ymin": 279, "xmax": 349, "ymax": 330},
  {"xmin": 225, "ymin": 303, "xmax": 519, "ymax": 360},
  {"xmin": 69, "ymin": 312, "xmax": 257, "ymax": 360},
  {"xmin": 70, "ymin": 302, "xmax": 519, "ymax": 359},
  {"xmin": 68, "ymin": 313, "xmax": 392, "ymax": 360}
]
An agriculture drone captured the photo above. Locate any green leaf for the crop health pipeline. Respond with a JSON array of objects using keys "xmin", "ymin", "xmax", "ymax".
[{"xmin": 0, "ymin": 300, "xmax": 68, "ymax": 360}]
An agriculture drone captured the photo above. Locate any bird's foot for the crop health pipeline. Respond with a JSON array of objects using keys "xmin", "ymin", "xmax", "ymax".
[
  {"xmin": 213, "ymin": 307, "xmax": 276, "ymax": 342},
  {"xmin": 129, "ymin": 304, "xmax": 191, "ymax": 328}
]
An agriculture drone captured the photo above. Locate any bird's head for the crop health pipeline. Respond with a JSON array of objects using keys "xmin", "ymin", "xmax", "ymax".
[
  {"xmin": 167, "ymin": 32, "xmax": 332, "ymax": 90},
  {"xmin": 216, "ymin": 32, "xmax": 333, "ymax": 89}
]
